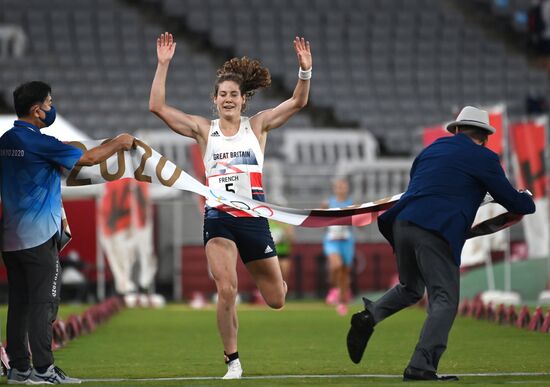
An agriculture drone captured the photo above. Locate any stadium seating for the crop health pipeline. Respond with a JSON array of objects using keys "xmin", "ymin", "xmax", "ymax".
[
  {"xmin": 0, "ymin": 0, "xmax": 311, "ymax": 140},
  {"xmin": 149, "ymin": 0, "xmax": 549, "ymax": 154},
  {"xmin": 1, "ymin": 0, "xmax": 548, "ymax": 154}
]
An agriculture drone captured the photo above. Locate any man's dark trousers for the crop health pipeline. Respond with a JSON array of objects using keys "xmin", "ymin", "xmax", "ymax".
[
  {"xmin": 366, "ymin": 220, "xmax": 460, "ymax": 372},
  {"xmin": 2, "ymin": 236, "xmax": 60, "ymax": 370}
]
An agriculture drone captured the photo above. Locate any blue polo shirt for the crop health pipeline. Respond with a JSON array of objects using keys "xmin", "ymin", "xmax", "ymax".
[{"xmin": 0, "ymin": 120, "xmax": 83, "ymax": 251}]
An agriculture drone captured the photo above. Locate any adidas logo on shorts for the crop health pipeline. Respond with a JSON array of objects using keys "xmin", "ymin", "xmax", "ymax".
[
  {"xmin": 264, "ymin": 245, "xmax": 273, "ymax": 254},
  {"xmin": 211, "ymin": 131, "xmax": 220, "ymax": 137}
]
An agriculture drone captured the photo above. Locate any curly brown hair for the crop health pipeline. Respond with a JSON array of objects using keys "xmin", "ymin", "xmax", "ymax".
[{"xmin": 214, "ymin": 57, "xmax": 271, "ymax": 111}]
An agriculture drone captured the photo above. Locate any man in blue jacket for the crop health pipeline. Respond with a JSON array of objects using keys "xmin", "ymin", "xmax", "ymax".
[
  {"xmin": 1, "ymin": 81, "xmax": 135, "ymax": 384},
  {"xmin": 346, "ymin": 106, "xmax": 535, "ymax": 381}
]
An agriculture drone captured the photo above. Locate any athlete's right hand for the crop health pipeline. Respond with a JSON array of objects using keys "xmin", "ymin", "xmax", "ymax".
[{"xmin": 157, "ymin": 32, "xmax": 176, "ymax": 64}]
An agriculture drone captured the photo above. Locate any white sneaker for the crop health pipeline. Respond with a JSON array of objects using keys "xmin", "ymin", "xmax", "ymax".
[
  {"xmin": 222, "ymin": 359, "xmax": 243, "ymax": 380},
  {"xmin": 27, "ymin": 365, "xmax": 81, "ymax": 384},
  {"xmin": 7, "ymin": 367, "xmax": 31, "ymax": 384}
]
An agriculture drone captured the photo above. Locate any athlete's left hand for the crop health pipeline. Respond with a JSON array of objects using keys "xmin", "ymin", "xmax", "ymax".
[{"xmin": 293, "ymin": 37, "xmax": 312, "ymax": 71}]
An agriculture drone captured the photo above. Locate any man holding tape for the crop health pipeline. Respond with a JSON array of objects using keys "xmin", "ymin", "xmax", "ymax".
[
  {"xmin": 346, "ymin": 106, "xmax": 535, "ymax": 381},
  {"xmin": 0, "ymin": 81, "xmax": 135, "ymax": 384}
]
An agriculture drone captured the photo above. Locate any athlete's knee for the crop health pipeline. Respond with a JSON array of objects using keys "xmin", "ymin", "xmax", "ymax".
[
  {"xmin": 331, "ymin": 262, "xmax": 343, "ymax": 271},
  {"xmin": 217, "ymin": 282, "xmax": 238, "ymax": 303},
  {"xmin": 264, "ymin": 283, "xmax": 287, "ymax": 309},
  {"xmin": 265, "ymin": 295, "xmax": 285, "ymax": 310}
]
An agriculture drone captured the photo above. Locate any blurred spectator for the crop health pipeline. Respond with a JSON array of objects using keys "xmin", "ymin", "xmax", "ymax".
[
  {"xmin": 528, "ymin": 0, "xmax": 545, "ymax": 49},
  {"xmin": 526, "ymin": 90, "xmax": 549, "ymax": 114},
  {"xmin": 0, "ymin": 24, "xmax": 26, "ymax": 59},
  {"xmin": 541, "ymin": 0, "xmax": 550, "ymax": 49},
  {"xmin": 59, "ymin": 250, "xmax": 88, "ymax": 303},
  {"xmin": 322, "ymin": 177, "xmax": 356, "ymax": 316},
  {"xmin": 529, "ymin": 0, "xmax": 550, "ymax": 71}
]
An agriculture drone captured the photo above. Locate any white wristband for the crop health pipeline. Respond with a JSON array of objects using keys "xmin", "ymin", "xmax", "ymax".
[{"xmin": 298, "ymin": 67, "xmax": 312, "ymax": 80}]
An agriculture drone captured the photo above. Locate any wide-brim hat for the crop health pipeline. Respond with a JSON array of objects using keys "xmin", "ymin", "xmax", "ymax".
[{"xmin": 446, "ymin": 106, "xmax": 496, "ymax": 134}]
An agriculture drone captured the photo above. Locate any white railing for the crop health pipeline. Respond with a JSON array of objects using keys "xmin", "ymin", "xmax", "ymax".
[
  {"xmin": 339, "ymin": 158, "xmax": 411, "ymax": 201},
  {"xmin": 282, "ymin": 129, "xmax": 378, "ymax": 165}
]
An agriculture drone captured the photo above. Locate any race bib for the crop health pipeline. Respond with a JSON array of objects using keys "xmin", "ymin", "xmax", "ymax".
[
  {"xmin": 208, "ymin": 172, "xmax": 252, "ymax": 199},
  {"xmin": 327, "ymin": 225, "xmax": 351, "ymax": 240}
]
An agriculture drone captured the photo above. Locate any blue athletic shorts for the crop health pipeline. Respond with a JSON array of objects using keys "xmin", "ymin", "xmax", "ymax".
[
  {"xmin": 323, "ymin": 239, "xmax": 355, "ymax": 266},
  {"xmin": 203, "ymin": 217, "xmax": 277, "ymax": 263}
]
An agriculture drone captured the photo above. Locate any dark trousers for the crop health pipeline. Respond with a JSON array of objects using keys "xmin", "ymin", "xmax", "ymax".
[
  {"xmin": 2, "ymin": 236, "xmax": 60, "ymax": 370},
  {"xmin": 367, "ymin": 220, "xmax": 459, "ymax": 372}
]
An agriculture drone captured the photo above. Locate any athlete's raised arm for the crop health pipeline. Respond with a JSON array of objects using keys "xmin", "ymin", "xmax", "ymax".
[
  {"xmin": 251, "ymin": 37, "xmax": 311, "ymax": 132},
  {"xmin": 149, "ymin": 32, "xmax": 210, "ymax": 144}
]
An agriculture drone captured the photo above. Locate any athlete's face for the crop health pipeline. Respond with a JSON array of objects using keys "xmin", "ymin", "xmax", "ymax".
[
  {"xmin": 214, "ymin": 81, "xmax": 245, "ymax": 119},
  {"xmin": 333, "ymin": 179, "xmax": 349, "ymax": 198}
]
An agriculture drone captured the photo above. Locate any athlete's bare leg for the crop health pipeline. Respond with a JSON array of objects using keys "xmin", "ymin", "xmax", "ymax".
[
  {"xmin": 328, "ymin": 252, "xmax": 343, "ymax": 288},
  {"xmin": 246, "ymin": 257, "xmax": 287, "ymax": 309},
  {"xmin": 339, "ymin": 265, "xmax": 351, "ymax": 304},
  {"xmin": 206, "ymin": 237, "xmax": 239, "ymax": 354}
]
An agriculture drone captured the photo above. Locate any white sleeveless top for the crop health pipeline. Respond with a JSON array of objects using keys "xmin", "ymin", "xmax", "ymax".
[{"xmin": 203, "ymin": 116, "xmax": 265, "ymax": 218}]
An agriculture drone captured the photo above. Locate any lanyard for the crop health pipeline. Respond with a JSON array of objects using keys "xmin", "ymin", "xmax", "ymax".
[{"xmin": 14, "ymin": 121, "xmax": 39, "ymax": 133}]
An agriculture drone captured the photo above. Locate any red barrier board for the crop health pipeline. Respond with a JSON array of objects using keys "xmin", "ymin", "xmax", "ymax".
[{"xmin": 511, "ymin": 121, "xmax": 547, "ymax": 199}]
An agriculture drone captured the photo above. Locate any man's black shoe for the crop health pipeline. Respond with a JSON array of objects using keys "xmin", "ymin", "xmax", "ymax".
[
  {"xmin": 346, "ymin": 309, "xmax": 374, "ymax": 364},
  {"xmin": 403, "ymin": 366, "xmax": 459, "ymax": 382}
]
